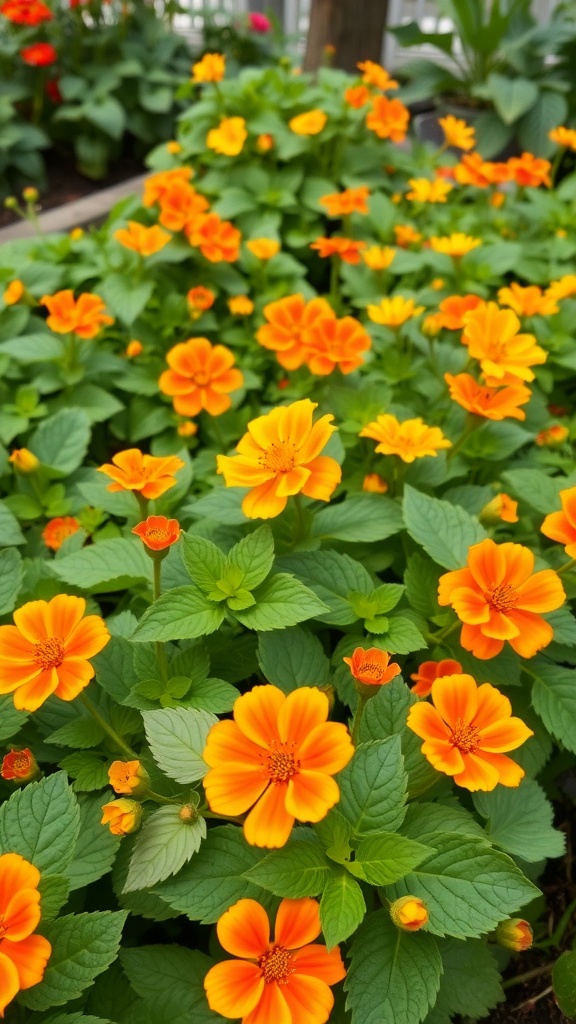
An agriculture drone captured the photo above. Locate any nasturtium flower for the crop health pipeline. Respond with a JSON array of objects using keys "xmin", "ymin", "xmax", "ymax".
[
  {"xmin": 228, "ymin": 296, "xmax": 254, "ymax": 315},
  {"xmin": 1, "ymin": 0, "xmax": 52, "ymax": 23},
  {"xmin": 132, "ymin": 515, "xmax": 181, "ymax": 552},
  {"xmin": 113, "ymin": 221, "xmax": 171, "ymax": 256},
  {"xmin": 406, "ymin": 178, "xmax": 453, "ymax": 203},
  {"xmin": 98, "ymin": 449, "xmax": 185, "ymax": 499},
  {"xmin": 496, "ymin": 919, "xmax": 533, "ymax": 951},
  {"xmin": 21, "ymin": 42, "xmax": 57, "ymax": 65},
  {"xmin": 304, "ymin": 315, "xmax": 371, "ymax": 376},
  {"xmin": 343, "ymin": 647, "xmax": 401, "ymax": 686},
  {"xmin": 366, "ymin": 95, "xmax": 409, "ymax": 142},
  {"xmin": 549, "ymin": 126, "xmax": 576, "ymax": 150},
  {"xmin": 192, "ymin": 51, "xmax": 225, "ymax": 83},
  {"xmin": 394, "ymin": 224, "xmax": 422, "ymax": 247},
  {"xmin": 362, "ymin": 245, "xmax": 395, "ymax": 270},
  {"xmin": 410, "ymin": 659, "xmax": 463, "ymax": 697},
  {"xmin": 438, "ymin": 114, "xmax": 475, "ymax": 151},
  {"xmin": 366, "ymin": 295, "xmax": 424, "ymax": 326},
  {"xmin": 407, "ymin": 673, "xmax": 533, "ymax": 791},
  {"xmin": 357, "ymin": 59, "xmax": 398, "ymax": 90},
  {"xmin": 1, "ymin": 748, "xmax": 38, "ymax": 782},
  {"xmin": 541, "ymin": 486, "xmax": 576, "ymax": 557},
  {"xmin": 187, "ymin": 285, "xmax": 215, "ymax": 315},
  {"xmin": 203, "ymin": 684, "xmax": 354, "ymax": 846},
  {"xmin": 207, "ymin": 117, "xmax": 248, "ymax": 157},
  {"xmin": 41, "ymin": 290, "xmax": 113, "ymax": 338},
  {"xmin": 444, "ymin": 373, "xmax": 532, "ymax": 421},
  {"xmin": 360, "ymin": 414, "xmax": 451, "ymax": 462},
  {"xmin": 310, "ymin": 237, "xmax": 366, "ymax": 264},
  {"xmin": 497, "ymin": 283, "xmax": 558, "ymax": 317},
  {"xmin": 289, "ymin": 109, "xmax": 327, "ymax": 135},
  {"xmin": 390, "ymin": 896, "xmax": 429, "ymax": 931},
  {"xmin": 256, "ymin": 295, "xmax": 335, "ymax": 370},
  {"xmin": 159, "ymin": 337, "xmax": 243, "ymax": 417},
  {"xmin": 344, "ymin": 84, "xmax": 371, "ymax": 108},
  {"xmin": 101, "ymin": 799, "xmax": 143, "ymax": 836},
  {"xmin": 42, "ymin": 516, "xmax": 81, "ymax": 551},
  {"xmin": 362, "ymin": 472, "xmax": 388, "ymax": 493},
  {"xmin": 0, "ymin": 595, "xmax": 109, "ymax": 712},
  {"xmin": 480, "ymin": 494, "xmax": 519, "ymax": 524},
  {"xmin": 216, "ymin": 399, "xmax": 341, "ymax": 519},
  {"xmin": 0, "ymin": 853, "xmax": 52, "ymax": 1017},
  {"xmin": 246, "ymin": 238, "xmax": 280, "ymax": 260},
  {"xmin": 429, "ymin": 233, "xmax": 482, "ymax": 257},
  {"xmin": 461, "ymin": 302, "xmax": 547, "ymax": 385},
  {"xmin": 508, "ymin": 152, "xmax": 551, "ymax": 188},
  {"xmin": 438, "ymin": 538, "xmax": 565, "ymax": 659},
  {"xmin": 435, "ymin": 294, "xmax": 484, "ymax": 330},
  {"xmin": 3, "ymin": 280, "xmax": 24, "ymax": 305},
  {"xmin": 108, "ymin": 760, "xmax": 150, "ymax": 796},
  {"xmin": 319, "ymin": 186, "xmax": 370, "ymax": 216},
  {"xmin": 186, "ymin": 213, "xmax": 241, "ymax": 262},
  {"xmin": 204, "ymin": 897, "xmax": 346, "ymax": 1024},
  {"xmin": 9, "ymin": 448, "xmax": 39, "ymax": 473},
  {"xmin": 535, "ymin": 424, "xmax": 569, "ymax": 446}
]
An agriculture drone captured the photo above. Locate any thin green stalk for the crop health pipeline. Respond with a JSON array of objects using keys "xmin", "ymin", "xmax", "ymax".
[
  {"xmin": 147, "ymin": 790, "xmax": 182, "ymax": 806},
  {"xmin": 79, "ymin": 691, "xmax": 138, "ymax": 759},
  {"xmin": 153, "ymin": 557, "xmax": 169, "ymax": 685},
  {"xmin": 351, "ymin": 692, "xmax": 369, "ymax": 745},
  {"xmin": 502, "ymin": 963, "xmax": 553, "ymax": 990},
  {"xmin": 557, "ymin": 557, "xmax": 576, "ymax": 575}
]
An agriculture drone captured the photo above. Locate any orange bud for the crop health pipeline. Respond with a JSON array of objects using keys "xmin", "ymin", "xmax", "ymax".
[
  {"xmin": 101, "ymin": 798, "xmax": 143, "ymax": 836},
  {"xmin": 132, "ymin": 515, "xmax": 181, "ymax": 552},
  {"xmin": 9, "ymin": 448, "xmax": 39, "ymax": 473},
  {"xmin": 108, "ymin": 760, "xmax": 150, "ymax": 797},
  {"xmin": 126, "ymin": 340, "xmax": 143, "ymax": 358},
  {"xmin": 1, "ymin": 748, "xmax": 39, "ymax": 782},
  {"xmin": 362, "ymin": 473, "xmax": 388, "ymax": 494},
  {"xmin": 480, "ymin": 493, "xmax": 519, "ymax": 524},
  {"xmin": 166, "ymin": 140, "xmax": 182, "ymax": 154},
  {"xmin": 390, "ymin": 896, "xmax": 429, "ymax": 931},
  {"xmin": 3, "ymin": 280, "xmax": 24, "ymax": 305},
  {"xmin": 178, "ymin": 420, "xmax": 198, "ymax": 438},
  {"xmin": 228, "ymin": 295, "xmax": 254, "ymax": 315},
  {"xmin": 535, "ymin": 424, "xmax": 569, "ymax": 447},
  {"xmin": 495, "ymin": 918, "xmax": 533, "ymax": 951},
  {"xmin": 256, "ymin": 133, "xmax": 274, "ymax": 152}
]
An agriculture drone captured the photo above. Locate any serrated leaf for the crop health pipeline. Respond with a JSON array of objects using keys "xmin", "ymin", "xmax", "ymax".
[
  {"xmin": 359, "ymin": 678, "xmax": 437, "ymax": 799},
  {"xmin": 180, "ymin": 533, "xmax": 226, "ymax": 591},
  {"xmin": 0, "ymin": 694, "xmax": 28, "ymax": 742},
  {"xmin": 0, "ymin": 771, "xmax": 80, "ymax": 874},
  {"xmin": 0, "ymin": 500, "xmax": 25, "ymax": 546},
  {"xmin": 48, "ymin": 718, "xmax": 105, "ymax": 749},
  {"xmin": 125, "ymin": 806, "xmax": 206, "ymax": 891},
  {"xmin": 430, "ymin": 937, "xmax": 504, "ymax": 1021},
  {"xmin": 31, "ymin": 408, "xmax": 91, "ymax": 475},
  {"xmin": 233, "ymin": 573, "xmax": 327, "ymax": 630},
  {"xmin": 401, "ymin": 803, "xmax": 485, "ymax": 844},
  {"xmin": 227, "ymin": 524, "xmax": 274, "ymax": 590},
  {"xmin": 52, "ymin": 538, "xmax": 152, "ymax": 593},
  {"xmin": 403, "ymin": 485, "xmax": 486, "ymax": 569},
  {"xmin": 143, "ymin": 707, "xmax": 216, "ymax": 783},
  {"xmin": 38, "ymin": 875, "xmax": 71, "ymax": 923},
  {"xmin": 67, "ymin": 792, "xmax": 120, "ymax": 891},
  {"xmin": 60, "ymin": 752, "xmax": 109, "ymax": 793},
  {"xmin": 276, "ymin": 550, "xmax": 372, "ymax": 625},
  {"xmin": 320, "ymin": 870, "xmax": 366, "ymax": 949},
  {"xmin": 257, "ymin": 626, "xmax": 331, "ymax": 692},
  {"xmin": 473, "ymin": 779, "xmax": 565, "ymax": 862},
  {"xmin": 553, "ymin": 950, "xmax": 576, "ymax": 1019},
  {"xmin": 531, "ymin": 661, "xmax": 576, "ymax": 753},
  {"xmin": 349, "ymin": 833, "xmax": 434, "ymax": 885},
  {"xmin": 383, "ymin": 616, "xmax": 428, "ymax": 655},
  {"xmin": 338, "ymin": 737, "xmax": 407, "ymax": 836},
  {"xmin": 0, "ymin": 547, "xmax": 23, "ymax": 613},
  {"xmin": 131, "ymin": 586, "xmax": 225, "ymax": 642},
  {"xmin": 120, "ymin": 945, "xmax": 218, "ymax": 1024},
  {"xmin": 243, "ymin": 840, "xmax": 330, "ymax": 897},
  {"xmin": 312, "ymin": 495, "xmax": 404, "ymax": 542}
]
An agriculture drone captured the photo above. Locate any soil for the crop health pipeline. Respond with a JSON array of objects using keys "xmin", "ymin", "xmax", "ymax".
[{"xmin": 0, "ymin": 149, "xmax": 144, "ymax": 229}]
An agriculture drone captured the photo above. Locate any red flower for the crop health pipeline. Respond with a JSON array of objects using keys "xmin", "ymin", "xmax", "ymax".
[
  {"xmin": 1, "ymin": 0, "xmax": 52, "ymax": 24},
  {"xmin": 21, "ymin": 42, "xmax": 57, "ymax": 66},
  {"xmin": 248, "ymin": 11, "xmax": 271, "ymax": 31}
]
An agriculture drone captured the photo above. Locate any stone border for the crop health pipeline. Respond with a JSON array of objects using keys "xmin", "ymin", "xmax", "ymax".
[{"xmin": 0, "ymin": 173, "xmax": 148, "ymax": 245}]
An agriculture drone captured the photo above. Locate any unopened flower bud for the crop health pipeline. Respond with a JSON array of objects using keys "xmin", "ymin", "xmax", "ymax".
[
  {"xmin": 495, "ymin": 918, "xmax": 533, "ymax": 951},
  {"xmin": 178, "ymin": 803, "xmax": 199, "ymax": 823},
  {"xmin": 125, "ymin": 339, "xmax": 143, "ymax": 358},
  {"xmin": 22, "ymin": 186, "xmax": 39, "ymax": 204},
  {"xmin": 108, "ymin": 760, "xmax": 150, "ymax": 797},
  {"xmin": 9, "ymin": 448, "xmax": 39, "ymax": 473},
  {"xmin": 166, "ymin": 140, "xmax": 182, "ymax": 154},
  {"xmin": 4, "ymin": 196, "xmax": 18, "ymax": 210},
  {"xmin": 178, "ymin": 420, "xmax": 198, "ymax": 438},
  {"xmin": 3, "ymin": 280, "xmax": 25, "ymax": 306},
  {"xmin": 69, "ymin": 227, "xmax": 84, "ymax": 241},
  {"xmin": 480, "ymin": 493, "xmax": 518, "ymax": 525},
  {"xmin": 535, "ymin": 424, "xmax": 569, "ymax": 447},
  {"xmin": 390, "ymin": 896, "xmax": 429, "ymax": 932},
  {"xmin": 363, "ymin": 473, "xmax": 388, "ymax": 494},
  {"xmin": 101, "ymin": 798, "xmax": 143, "ymax": 836},
  {"xmin": 1, "ymin": 748, "xmax": 39, "ymax": 782}
]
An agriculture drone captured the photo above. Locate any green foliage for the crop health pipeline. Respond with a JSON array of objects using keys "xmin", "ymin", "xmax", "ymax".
[
  {"xmin": 124, "ymin": 805, "xmax": 206, "ymax": 891},
  {"xmin": 143, "ymin": 707, "xmax": 216, "ymax": 783},
  {"xmin": 338, "ymin": 737, "xmax": 407, "ymax": 835},
  {"xmin": 0, "ymin": 772, "xmax": 80, "ymax": 875}
]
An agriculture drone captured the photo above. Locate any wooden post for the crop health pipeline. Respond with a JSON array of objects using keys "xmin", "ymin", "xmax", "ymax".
[{"xmin": 303, "ymin": 0, "xmax": 390, "ymax": 73}]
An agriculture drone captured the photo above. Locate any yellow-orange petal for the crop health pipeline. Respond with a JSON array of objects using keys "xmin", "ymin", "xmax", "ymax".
[
  {"xmin": 282, "ymin": 971, "xmax": 335, "ymax": 1024},
  {"xmin": 242, "ymin": 479, "xmax": 290, "ymax": 520},
  {"xmin": 300, "ymin": 455, "xmax": 342, "ymax": 501},
  {"xmin": 431, "ymin": 673, "xmax": 478, "ymax": 727},
  {"xmin": 1, "ymin": 933, "xmax": 51, "ymax": 990},
  {"xmin": 203, "ymin": 766, "xmax": 269, "ymax": 817},
  {"xmin": 472, "ymin": 683, "xmax": 512, "ymax": 731},
  {"xmin": 467, "ymin": 540, "xmax": 505, "ymax": 590},
  {"xmin": 453, "ymin": 751, "xmax": 501, "ymax": 792},
  {"xmin": 291, "ymin": 943, "xmax": 346, "ymax": 984},
  {"xmin": 203, "ymin": 718, "xmax": 266, "ymax": 767},
  {"xmin": 53, "ymin": 661, "xmax": 95, "ymax": 702},
  {"xmin": 421, "ymin": 738, "xmax": 465, "ymax": 776},
  {"xmin": 459, "ymin": 623, "xmax": 504, "ymax": 659},
  {"xmin": 0, "ymin": 854, "xmax": 41, "ymax": 914},
  {"xmin": 515, "ymin": 569, "xmax": 565, "ymax": 612},
  {"xmin": 479, "ymin": 752, "xmax": 525, "ymax": 787},
  {"xmin": 244, "ymin": 979, "xmax": 291, "ymax": 1024},
  {"xmin": 234, "ymin": 684, "xmax": 284, "ymax": 748},
  {"xmin": 274, "ymin": 897, "xmax": 322, "ymax": 949},
  {"xmin": 13, "ymin": 668, "xmax": 59, "ymax": 712},
  {"xmin": 507, "ymin": 610, "xmax": 554, "ymax": 658},
  {"xmin": 243, "ymin": 783, "xmax": 294, "ymax": 848},
  {"xmin": 2, "ymin": 888, "xmax": 41, "ymax": 941},
  {"xmin": 478, "ymin": 717, "xmax": 533, "ymax": 752},
  {"xmin": 406, "ymin": 701, "xmax": 450, "ymax": 742},
  {"xmin": 299, "ymin": 723, "xmax": 354, "ymax": 775},
  {"xmin": 285, "ymin": 771, "xmax": 340, "ymax": 822},
  {"xmin": 0, "ymin": 950, "xmax": 20, "ymax": 1016},
  {"xmin": 204, "ymin": 959, "xmax": 264, "ymax": 1019},
  {"xmin": 278, "ymin": 687, "xmax": 329, "ymax": 746},
  {"xmin": 66, "ymin": 615, "xmax": 110, "ymax": 659},
  {"xmin": 12, "ymin": 600, "xmax": 50, "ymax": 644},
  {"xmin": 217, "ymin": 898, "xmax": 270, "ymax": 958}
]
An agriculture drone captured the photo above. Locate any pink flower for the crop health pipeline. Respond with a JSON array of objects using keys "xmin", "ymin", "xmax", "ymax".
[{"xmin": 249, "ymin": 11, "xmax": 271, "ymax": 32}]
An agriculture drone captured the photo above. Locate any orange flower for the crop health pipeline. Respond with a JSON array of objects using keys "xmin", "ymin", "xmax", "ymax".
[
  {"xmin": 186, "ymin": 213, "xmax": 241, "ymax": 263},
  {"xmin": 461, "ymin": 302, "xmax": 547, "ymax": 385},
  {"xmin": 394, "ymin": 224, "xmax": 422, "ymax": 248},
  {"xmin": 114, "ymin": 221, "xmax": 171, "ymax": 256},
  {"xmin": 187, "ymin": 285, "xmax": 215, "ymax": 316},
  {"xmin": 546, "ymin": 274, "xmax": 576, "ymax": 302},
  {"xmin": 435, "ymin": 294, "xmax": 484, "ymax": 330},
  {"xmin": 256, "ymin": 133, "xmax": 274, "ymax": 152},
  {"xmin": 207, "ymin": 117, "xmax": 247, "ymax": 157},
  {"xmin": 508, "ymin": 153, "xmax": 551, "ymax": 188},
  {"xmin": 192, "ymin": 52, "xmax": 225, "ymax": 83},
  {"xmin": 159, "ymin": 337, "xmax": 243, "ymax": 417},
  {"xmin": 108, "ymin": 760, "xmax": 150, "ymax": 796},
  {"xmin": 319, "ymin": 186, "xmax": 370, "ymax": 216},
  {"xmin": 549, "ymin": 126, "xmax": 576, "ymax": 150},
  {"xmin": 360, "ymin": 414, "xmax": 451, "ymax": 462},
  {"xmin": 429, "ymin": 233, "xmax": 481, "ymax": 257},
  {"xmin": 541, "ymin": 487, "xmax": 576, "ymax": 556},
  {"xmin": 3, "ymin": 280, "xmax": 24, "ymax": 305},
  {"xmin": 309, "ymin": 237, "xmax": 366, "ymax": 264},
  {"xmin": 344, "ymin": 84, "xmax": 371, "ymax": 108},
  {"xmin": 217, "ymin": 400, "xmax": 341, "ymax": 519},
  {"xmin": 454, "ymin": 152, "xmax": 510, "ymax": 188},
  {"xmin": 497, "ymin": 283, "xmax": 558, "ymax": 317},
  {"xmin": 362, "ymin": 245, "xmax": 395, "ymax": 270},
  {"xmin": 204, "ymin": 896, "xmax": 346, "ymax": 1024},
  {"xmin": 438, "ymin": 114, "xmax": 475, "ymax": 151},
  {"xmin": 407, "ymin": 673, "xmax": 533, "ymax": 791},
  {"xmin": 158, "ymin": 183, "xmax": 209, "ymax": 234},
  {"xmin": 438, "ymin": 538, "xmax": 565, "ymax": 659},
  {"xmin": 444, "ymin": 373, "xmax": 532, "ymax": 421},
  {"xmin": 256, "ymin": 294, "xmax": 336, "ymax": 370},
  {"xmin": 304, "ymin": 316, "xmax": 371, "ymax": 375},
  {"xmin": 406, "ymin": 178, "xmax": 453, "ymax": 203},
  {"xmin": 289, "ymin": 109, "xmax": 327, "ymax": 135},
  {"xmin": 101, "ymin": 799, "xmax": 142, "ymax": 836},
  {"xmin": 0, "ymin": 595, "xmax": 110, "ymax": 712},
  {"xmin": 366, "ymin": 296, "xmax": 424, "ymax": 326},
  {"xmin": 366, "ymin": 95, "xmax": 409, "ymax": 142},
  {"xmin": 143, "ymin": 167, "xmax": 194, "ymax": 207},
  {"xmin": 480, "ymin": 494, "xmax": 519, "ymax": 524},
  {"xmin": 203, "ymin": 684, "xmax": 354, "ymax": 846},
  {"xmin": 42, "ymin": 516, "xmax": 81, "ymax": 551},
  {"xmin": 390, "ymin": 896, "xmax": 429, "ymax": 931},
  {"xmin": 0, "ymin": 853, "xmax": 52, "ymax": 1017},
  {"xmin": 0, "ymin": 748, "xmax": 38, "ymax": 781},
  {"xmin": 343, "ymin": 647, "xmax": 401, "ymax": 686},
  {"xmin": 357, "ymin": 60, "xmax": 398, "ymax": 90},
  {"xmin": 410, "ymin": 658, "xmax": 463, "ymax": 697},
  {"xmin": 9, "ymin": 449, "xmax": 39, "ymax": 473},
  {"xmin": 132, "ymin": 515, "xmax": 181, "ymax": 551},
  {"xmin": 228, "ymin": 296, "xmax": 254, "ymax": 315},
  {"xmin": 362, "ymin": 473, "xmax": 388, "ymax": 493},
  {"xmin": 246, "ymin": 238, "xmax": 280, "ymax": 260},
  {"xmin": 125, "ymin": 340, "xmax": 143, "ymax": 357},
  {"xmin": 536, "ymin": 424, "xmax": 569, "ymax": 447},
  {"xmin": 41, "ymin": 290, "xmax": 113, "ymax": 338},
  {"xmin": 98, "ymin": 449, "xmax": 185, "ymax": 499},
  {"xmin": 496, "ymin": 919, "xmax": 533, "ymax": 951}
]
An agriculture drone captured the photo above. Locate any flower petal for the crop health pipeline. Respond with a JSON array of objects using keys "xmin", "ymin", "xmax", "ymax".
[
  {"xmin": 234, "ymin": 685, "xmax": 284, "ymax": 748},
  {"xmin": 431, "ymin": 674, "xmax": 478, "ymax": 728},
  {"xmin": 291, "ymin": 943, "xmax": 346, "ymax": 983},
  {"xmin": 406, "ymin": 702, "xmax": 451, "ymax": 742},
  {"xmin": 243, "ymin": 783, "xmax": 294, "ymax": 848},
  {"xmin": 53, "ymin": 660, "xmax": 94, "ymax": 702},
  {"xmin": 0, "ymin": 950, "xmax": 20, "ymax": 1016},
  {"xmin": 421, "ymin": 738, "xmax": 465, "ymax": 776},
  {"xmin": 217, "ymin": 899, "xmax": 270, "ymax": 958},
  {"xmin": 478, "ymin": 716, "xmax": 533, "ymax": 752},
  {"xmin": 453, "ymin": 752, "xmax": 501, "ymax": 792},
  {"xmin": 2, "ymin": 888, "xmax": 41, "ymax": 942},
  {"xmin": 275, "ymin": 897, "xmax": 322, "ymax": 949},
  {"xmin": 479, "ymin": 752, "xmax": 525, "ymax": 787},
  {"xmin": 299, "ymin": 723, "xmax": 354, "ymax": 774},
  {"xmin": 467, "ymin": 539, "xmax": 505, "ymax": 590},
  {"xmin": 515, "ymin": 569, "xmax": 565, "ymax": 612},
  {"xmin": 203, "ymin": 766, "xmax": 268, "ymax": 817},
  {"xmin": 13, "ymin": 600, "xmax": 49, "ymax": 643},
  {"xmin": 244, "ymin": 979, "xmax": 291, "ymax": 1024},
  {"xmin": 472, "ymin": 683, "xmax": 512, "ymax": 732},
  {"xmin": 65, "ymin": 615, "xmax": 109, "ymax": 660},
  {"xmin": 285, "ymin": 771, "xmax": 340, "ymax": 822},
  {"xmin": 204, "ymin": 959, "xmax": 264, "ymax": 1019},
  {"xmin": 242, "ymin": 479, "xmax": 289, "ymax": 520},
  {"xmin": 278, "ymin": 687, "xmax": 329, "ymax": 746},
  {"xmin": 45, "ymin": 594, "xmax": 86, "ymax": 638},
  {"xmin": 13, "ymin": 669, "xmax": 59, "ymax": 712},
  {"xmin": 282, "ymin": 972, "xmax": 335, "ymax": 1024},
  {"xmin": 1, "ymin": 933, "xmax": 52, "ymax": 990},
  {"xmin": 203, "ymin": 719, "xmax": 265, "ymax": 767},
  {"xmin": 507, "ymin": 610, "xmax": 554, "ymax": 658},
  {"xmin": 459, "ymin": 624, "xmax": 503, "ymax": 659}
]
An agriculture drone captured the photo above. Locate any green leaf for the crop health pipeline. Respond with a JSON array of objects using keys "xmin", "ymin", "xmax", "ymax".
[
  {"xmin": 0, "ymin": 547, "xmax": 23, "ymax": 613},
  {"xmin": 48, "ymin": 717, "xmax": 105, "ymax": 749},
  {"xmin": 0, "ymin": 332, "xmax": 63, "ymax": 362},
  {"xmin": 320, "ymin": 870, "xmax": 366, "ymax": 948},
  {"xmin": 383, "ymin": 616, "xmax": 428, "ymax": 655},
  {"xmin": 60, "ymin": 752, "xmax": 109, "ymax": 792},
  {"xmin": 93, "ymin": 635, "xmax": 138, "ymax": 704},
  {"xmin": 243, "ymin": 840, "xmax": 331, "ymax": 897},
  {"xmin": 359, "ymin": 679, "xmax": 437, "ymax": 799},
  {"xmin": 0, "ymin": 694, "xmax": 28, "ymax": 742},
  {"xmin": 386, "ymin": 832, "xmax": 540, "ymax": 939},
  {"xmin": 31, "ymin": 409, "xmax": 91, "ymax": 475},
  {"xmin": 0, "ymin": 499, "xmax": 25, "ymax": 546},
  {"xmin": 401, "ymin": 803, "xmax": 485, "ymax": 844},
  {"xmin": 349, "ymin": 833, "xmax": 434, "ymax": 886},
  {"xmin": 257, "ymin": 626, "xmax": 331, "ymax": 692},
  {"xmin": 545, "ymin": 606, "xmax": 576, "ymax": 647},
  {"xmin": 276, "ymin": 551, "xmax": 373, "ymax": 625},
  {"xmin": 38, "ymin": 875, "xmax": 71, "ymax": 923},
  {"xmin": 338, "ymin": 737, "xmax": 407, "ymax": 836},
  {"xmin": 485, "ymin": 74, "xmax": 538, "ymax": 125},
  {"xmin": 101, "ymin": 275, "xmax": 154, "ymax": 325},
  {"xmin": 120, "ymin": 945, "xmax": 218, "ymax": 1024},
  {"xmin": 125, "ymin": 805, "xmax": 206, "ymax": 892},
  {"xmin": 153, "ymin": 825, "xmax": 272, "ymax": 923},
  {"xmin": 85, "ymin": 96, "xmax": 126, "ymax": 139},
  {"xmin": 473, "ymin": 779, "xmax": 565, "ymax": 862},
  {"xmin": 227, "ymin": 525, "xmax": 275, "ymax": 590},
  {"xmin": 517, "ymin": 89, "xmax": 568, "ymax": 156},
  {"xmin": 180, "ymin": 533, "xmax": 226, "ymax": 592},
  {"xmin": 131, "ymin": 587, "xmax": 225, "ymax": 642},
  {"xmin": 67, "ymin": 793, "xmax": 120, "ymax": 891},
  {"xmin": 143, "ymin": 707, "xmax": 216, "ymax": 783},
  {"xmin": 233, "ymin": 573, "xmax": 327, "ymax": 630},
  {"xmin": 430, "ymin": 937, "xmax": 504, "ymax": 1021},
  {"xmin": 345, "ymin": 910, "xmax": 442, "ymax": 1024},
  {"xmin": 501, "ymin": 468, "xmax": 566, "ymax": 515},
  {"xmin": 312, "ymin": 495, "xmax": 404, "ymax": 543},
  {"xmin": 531, "ymin": 661, "xmax": 576, "ymax": 753},
  {"xmin": 52, "ymin": 538, "xmax": 152, "ymax": 593},
  {"xmin": 403, "ymin": 486, "xmax": 486, "ymax": 569},
  {"xmin": 553, "ymin": 950, "xmax": 576, "ymax": 1019},
  {"xmin": 0, "ymin": 771, "xmax": 80, "ymax": 875},
  {"xmin": 19, "ymin": 911, "xmax": 127, "ymax": 1010}
]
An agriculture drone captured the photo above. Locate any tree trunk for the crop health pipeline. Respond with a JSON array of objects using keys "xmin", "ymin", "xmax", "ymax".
[{"xmin": 303, "ymin": 0, "xmax": 390, "ymax": 73}]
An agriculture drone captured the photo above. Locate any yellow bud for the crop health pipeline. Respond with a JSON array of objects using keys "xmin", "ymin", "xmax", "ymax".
[
  {"xmin": 480, "ymin": 493, "xmax": 518, "ymax": 525},
  {"xmin": 495, "ymin": 919, "xmax": 533, "ymax": 951},
  {"xmin": 556, "ymin": 228, "xmax": 567, "ymax": 238},
  {"xmin": 4, "ymin": 196, "xmax": 18, "ymax": 210},
  {"xmin": 125, "ymin": 340, "xmax": 143, "ymax": 358},
  {"xmin": 9, "ymin": 448, "xmax": 39, "ymax": 473},
  {"xmin": 3, "ymin": 280, "xmax": 25, "ymax": 306},
  {"xmin": 390, "ymin": 896, "xmax": 429, "ymax": 932},
  {"xmin": 101, "ymin": 798, "xmax": 143, "ymax": 836},
  {"xmin": 166, "ymin": 141, "xmax": 182, "ymax": 154},
  {"xmin": 108, "ymin": 760, "xmax": 150, "ymax": 797},
  {"xmin": 178, "ymin": 420, "xmax": 198, "ymax": 438},
  {"xmin": 70, "ymin": 227, "xmax": 84, "ymax": 241},
  {"xmin": 178, "ymin": 803, "xmax": 199, "ymax": 823},
  {"xmin": 22, "ymin": 186, "xmax": 39, "ymax": 203},
  {"xmin": 363, "ymin": 473, "xmax": 388, "ymax": 494},
  {"xmin": 431, "ymin": 278, "xmax": 444, "ymax": 291}
]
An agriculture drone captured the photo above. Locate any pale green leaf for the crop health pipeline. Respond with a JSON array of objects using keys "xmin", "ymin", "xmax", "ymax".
[
  {"xmin": 143, "ymin": 707, "xmax": 216, "ymax": 783},
  {"xmin": 403, "ymin": 485, "xmax": 486, "ymax": 569},
  {"xmin": 125, "ymin": 805, "xmax": 206, "ymax": 891},
  {"xmin": 320, "ymin": 870, "xmax": 366, "ymax": 949},
  {"xmin": 132, "ymin": 586, "xmax": 225, "ymax": 642},
  {"xmin": 473, "ymin": 779, "xmax": 565, "ymax": 862},
  {"xmin": 338, "ymin": 737, "xmax": 407, "ymax": 836}
]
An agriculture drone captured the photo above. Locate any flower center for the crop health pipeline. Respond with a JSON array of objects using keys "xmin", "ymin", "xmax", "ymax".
[
  {"xmin": 12, "ymin": 753, "xmax": 29, "ymax": 773},
  {"xmin": 147, "ymin": 528, "xmax": 170, "ymax": 542},
  {"xmin": 359, "ymin": 661, "xmax": 384, "ymax": 681},
  {"xmin": 487, "ymin": 582, "xmax": 518, "ymax": 612},
  {"xmin": 260, "ymin": 441, "xmax": 298, "ymax": 474},
  {"xmin": 450, "ymin": 717, "xmax": 481, "ymax": 754},
  {"xmin": 33, "ymin": 636, "xmax": 65, "ymax": 671},
  {"xmin": 261, "ymin": 741, "xmax": 300, "ymax": 784},
  {"xmin": 258, "ymin": 944, "xmax": 293, "ymax": 985},
  {"xmin": 192, "ymin": 370, "xmax": 210, "ymax": 386}
]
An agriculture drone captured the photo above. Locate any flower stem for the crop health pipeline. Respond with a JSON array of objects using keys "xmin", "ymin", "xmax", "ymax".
[
  {"xmin": 152, "ymin": 557, "xmax": 169, "ymax": 686},
  {"xmin": 557, "ymin": 557, "xmax": 576, "ymax": 575},
  {"xmin": 502, "ymin": 963, "xmax": 553, "ymax": 990},
  {"xmin": 79, "ymin": 691, "xmax": 138, "ymax": 759},
  {"xmin": 429, "ymin": 618, "xmax": 460, "ymax": 646},
  {"xmin": 351, "ymin": 693, "xmax": 369, "ymax": 745},
  {"xmin": 147, "ymin": 790, "xmax": 182, "ymax": 806}
]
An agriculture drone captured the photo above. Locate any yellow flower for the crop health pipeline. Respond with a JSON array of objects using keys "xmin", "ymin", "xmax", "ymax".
[
  {"xmin": 362, "ymin": 246, "xmax": 395, "ymax": 271},
  {"xmin": 101, "ymin": 799, "xmax": 142, "ymax": 836},
  {"xmin": 125, "ymin": 340, "xmax": 143, "ymax": 357},
  {"xmin": 228, "ymin": 295, "xmax": 254, "ymax": 315},
  {"xmin": 360, "ymin": 414, "xmax": 451, "ymax": 462},
  {"xmin": 367, "ymin": 296, "xmax": 424, "ymax": 327},
  {"xmin": 3, "ymin": 280, "xmax": 24, "ymax": 305},
  {"xmin": 166, "ymin": 140, "xmax": 182, "ymax": 154},
  {"xmin": 114, "ymin": 222, "xmax": 172, "ymax": 257},
  {"xmin": 429, "ymin": 233, "xmax": 482, "ymax": 257},
  {"xmin": 9, "ymin": 448, "xmax": 39, "ymax": 473},
  {"xmin": 178, "ymin": 420, "xmax": 198, "ymax": 438},
  {"xmin": 546, "ymin": 274, "xmax": 576, "ymax": 301},
  {"xmin": 289, "ymin": 109, "xmax": 327, "ymax": 135},
  {"xmin": 497, "ymin": 283, "xmax": 558, "ymax": 317},
  {"xmin": 406, "ymin": 178, "xmax": 453, "ymax": 203},
  {"xmin": 438, "ymin": 114, "xmax": 475, "ymax": 151},
  {"xmin": 192, "ymin": 52, "xmax": 225, "ymax": 83},
  {"xmin": 549, "ymin": 126, "xmax": 576, "ymax": 151},
  {"xmin": 206, "ymin": 117, "xmax": 247, "ymax": 157},
  {"xmin": 69, "ymin": 227, "xmax": 84, "ymax": 241},
  {"xmin": 246, "ymin": 238, "xmax": 280, "ymax": 260}
]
